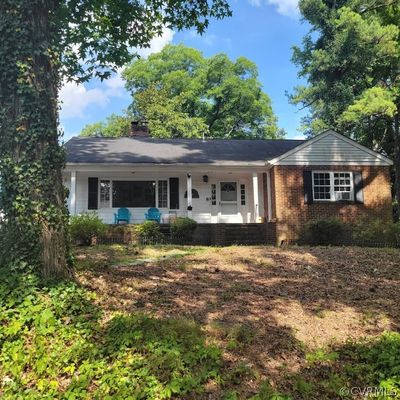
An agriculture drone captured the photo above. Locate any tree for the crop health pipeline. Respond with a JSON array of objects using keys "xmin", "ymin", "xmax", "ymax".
[
  {"xmin": 135, "ymin": 87, "xmax": 209, "ymax": 138},
  {"xmin": 80, "ymin": 90, "xmax": 209, "ymax": 139},
  {"xmin": 0, "ymin": 0, "xmax": 231, "ymax": 278},
  {"xmin": 121, "ymin": 44, "xmax": 282, "ymax": 139},
  {"xmin": 80, "ymin": 114, "xmax": 132, "ymax": 138},
  {"xmin": 291, "ymin": 0, "xmax": 400, "ymax": 217}
]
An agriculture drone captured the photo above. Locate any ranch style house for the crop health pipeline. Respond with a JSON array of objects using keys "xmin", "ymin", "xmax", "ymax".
[{"xmin": 64, "ymin": 128, "xmax": 393, "ymax": 245}]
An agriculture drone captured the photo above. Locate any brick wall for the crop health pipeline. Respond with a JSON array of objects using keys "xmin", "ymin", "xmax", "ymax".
[{"xmin": 271, "ymin": 165, "xmax": 393, "ymax": 243}]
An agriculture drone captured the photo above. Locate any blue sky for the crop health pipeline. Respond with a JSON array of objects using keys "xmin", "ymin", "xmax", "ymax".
[{"xmin": 60, "ymin": 0, "xmax": 310, "ymax": 141}]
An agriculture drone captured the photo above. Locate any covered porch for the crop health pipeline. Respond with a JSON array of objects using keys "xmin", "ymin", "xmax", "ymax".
[{"xmin": 63, "ymin": 165, "xmax": 274, "ymax": 225}]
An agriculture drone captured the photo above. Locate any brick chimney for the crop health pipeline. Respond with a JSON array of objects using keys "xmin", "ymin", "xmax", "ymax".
[{"xmin": 130, "ymin": 121, "xmax": 149, "ymax": 137}]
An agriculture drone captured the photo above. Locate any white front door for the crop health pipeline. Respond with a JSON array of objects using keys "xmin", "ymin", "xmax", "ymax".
[{"xmin": 218, "ymin": 182, "xmax": 239, "ymax": 222}]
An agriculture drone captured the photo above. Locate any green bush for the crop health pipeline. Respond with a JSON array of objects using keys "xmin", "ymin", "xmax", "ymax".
[
  {"xmin": 135, "ymin": 220, "xmax": 163, "ymax": 243},
  {"xmin": 69, "ymin": 212, "xmax": 107, "ymax": 245},
  {"xmin": 303, "ymin": 218, "xmax": 347, "ymax": 245},
  {"xmin": 352, "ymin": 218, "xmax": 400, "ymax": 246},
  {"xmin": 170, "ymin": 217, "xmax": 197, "ymax": 242}
]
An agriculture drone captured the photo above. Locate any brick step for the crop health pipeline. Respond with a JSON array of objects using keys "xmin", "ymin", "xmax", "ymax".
[
  {"xmin": 225, "ymin": 230, "xmax": 266, "ymax": 244},
  {"xmin": 159, "ymin": 224, "xmax": 171, "ymax": 235}
]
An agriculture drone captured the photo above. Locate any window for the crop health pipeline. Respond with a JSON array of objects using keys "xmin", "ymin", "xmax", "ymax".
[
  {"xmin": 220, "ymin": 182, "xmax": 238, "ymax": 215},
  {"xmin": 312, "ymin": 172, "xmax": 353, "ymax": 202},
  {"xmin": 158, "ymin": 180, "xmax": 168, "ymax": 208},
  {"xmin": 100, "ymin": 180, "xmax": 110, "ymax": 208},
  {"xmin": 211, "ymin": 184, "xmax": 216, "ymax": 205},
  {"xmin": 313, "ymin": 172, "xmax": 331, "ymax": 200},
  {"xmin": 220, "ymin": 182, "xmax": 237, "ymax": 201},
  {"xmin": 184, "ymin": 189, "xmax": 200, "ymax": 198},
  {"xmin": 240, "ymin": 184, "xmax": 246, "ymax": 205},
  {"xmin": 333, "ymin": 172, "xmax": 352, "ymax": 200},
  {"xmin": 112, "ymin": 181, "xmax": 155, "ymax": 208}
]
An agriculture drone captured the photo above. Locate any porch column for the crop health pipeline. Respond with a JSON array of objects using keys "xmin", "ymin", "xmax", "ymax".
[
  {"xmin": 252, "ymin": 172, "xmax": 259, "ymax": 222},
  {"xmin": 266, "ymin": 169, "xmax": 272, "ymax": 222},
  {"xmin": 70, "ymin": 170, "xmax": 77, "ymax": 216},
  {"xmin": 187, "ymin": 173, "xmax": 193, "ymax": 218}
]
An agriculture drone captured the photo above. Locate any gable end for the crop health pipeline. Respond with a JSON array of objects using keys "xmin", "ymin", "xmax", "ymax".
[{"xmin": 270, "ymin": 130, "xmax": 393, "ymax": 166}]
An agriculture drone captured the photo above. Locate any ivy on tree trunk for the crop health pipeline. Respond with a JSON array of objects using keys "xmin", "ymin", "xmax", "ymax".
[
  {"xmin": 1, "ymin": 0, "xmax": 231, "ymax": 278},
  {"xmin": 0, "ymin": 0, "xmax": 71, "ymax": 278},
  {"xmin": 394, "ymin": 113, "xmax": 400, "ymax": 217}
]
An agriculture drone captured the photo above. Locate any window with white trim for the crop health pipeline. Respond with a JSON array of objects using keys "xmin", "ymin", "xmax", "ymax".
[
  {"xmin": 157, "ymin": 180, "xmax": 168, "ymax": 208},
  {"xmin": 240, "ymin": 184, "xmax": 246, "ymax": 205},
  {"xmin": 99, "ymin": 180, "xmax": 110, "ymax": 208},
  {"xmin": 312, "ymin": 172, "xmax": 354, "ymax": 201},
  {"xmin": 211, "ymin": 184, "xmax": 216, "ymax": 205}
]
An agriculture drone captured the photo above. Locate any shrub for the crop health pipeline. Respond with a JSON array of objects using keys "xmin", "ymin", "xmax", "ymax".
[
  {"xmin": 170, "ymin": 217, "xmax": 197, "ymax": 242},
  {"xmin": 303, "ymin": 218, "xmax": 347, "ymax": 245},
  {"xmin": 135, "ymin": 220, "xmax": 163, "ymax": 244},
  {"xmin": 352, "ymin": 218, "xmax": 400, "ymax": 247},
  {"xmin": 69, "ymin": 212, "xmax": 107, "ymax": 246},
  {"xmin": 101, "ymin": 224, "xmax": 137, "ymax": 245}
]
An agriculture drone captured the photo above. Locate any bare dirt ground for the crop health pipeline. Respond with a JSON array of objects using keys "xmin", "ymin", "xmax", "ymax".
[{"xmin": 76, "ymin": 245, "xmax": 400, "ymax": 398}]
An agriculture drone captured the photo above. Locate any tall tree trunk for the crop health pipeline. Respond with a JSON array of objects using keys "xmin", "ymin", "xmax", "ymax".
[
  {"xmin": 0, "ymin": 0, "xmax": 71, "ymax": 278},
  {"xmin": 394, "ymin": 112, "xmax": 400, "ymax": 222}
]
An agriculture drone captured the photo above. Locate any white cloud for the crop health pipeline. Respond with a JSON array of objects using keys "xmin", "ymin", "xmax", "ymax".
[
  {"xmin": 104, "ymin": 68, "xmax": 125, "ymax": 90},
  {"xmin": 60, "ymin": 81, "xmax": 109, "ymax": 119},
  {"xmin": 137, "ymin": 28, "xmax": 175, "ymax": 58},
  {"xmin": 248, "ymin": 0, "xmax": 299, "ymax": 19},
  {"xmin": 60, "ymin": 27, "xmax": 174, "ymax": 119}
]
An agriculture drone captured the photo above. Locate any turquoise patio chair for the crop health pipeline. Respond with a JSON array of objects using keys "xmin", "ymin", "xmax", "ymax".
[
  {"xmin": 145, "ymin": 207, "xmax": 161, "ymax": 223},
  {"xmin": 114, "ymin": 207, "xmax": 131, "ymax": 224}
]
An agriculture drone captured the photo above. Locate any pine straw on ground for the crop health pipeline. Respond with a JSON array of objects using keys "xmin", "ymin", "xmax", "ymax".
[{"xmin": 76, "ymin": 245, "xmax": 400, "ymax": 398}]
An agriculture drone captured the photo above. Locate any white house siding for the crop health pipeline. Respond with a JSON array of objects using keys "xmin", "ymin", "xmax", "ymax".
[
  {"xmin": 274, "ymin": 131, "xmax": 392, "ymax": 166},
  {"xmin": 63, "ymin": 169, "xmax": 264, "ymax": 224}
]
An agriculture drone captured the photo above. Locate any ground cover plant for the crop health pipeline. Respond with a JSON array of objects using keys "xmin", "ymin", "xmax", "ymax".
[
  {"xmin": 0, "ymin": 264, "xmax": 222, "ymax": 399},
  {"xmin": 1, "ymin": 244, "xmax": 400, "ymax": 398}
]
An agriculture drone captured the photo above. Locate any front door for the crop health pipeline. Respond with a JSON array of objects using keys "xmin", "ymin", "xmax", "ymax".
[{"xmin": 219, "ymin": 182, "xmax": 238, "ymax": 217}]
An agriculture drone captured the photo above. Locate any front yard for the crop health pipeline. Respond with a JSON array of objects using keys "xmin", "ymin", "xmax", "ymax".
[
  {"xmin": 74, "ymin": 244, "xmax": 400, "ymax": 399},
  {"xmin": 2, "ymin": 244, "xmax": 400, "ymax": 399}
]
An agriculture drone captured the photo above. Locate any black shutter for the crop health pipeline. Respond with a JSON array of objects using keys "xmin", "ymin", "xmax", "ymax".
[
  {"xmin": 353, "ymin": 171, "xmax": 364, "ymax": 203},
  {"xmin": 88, "ymin": 177, "xmax": 98, "ymax": 210},
  {"xmin": 303, "ymin": 171, "xmax": 313, "ymax": 204},
  {"xmin": 169, "ymin": 178, "xmax": 179, "ymax": 209}
]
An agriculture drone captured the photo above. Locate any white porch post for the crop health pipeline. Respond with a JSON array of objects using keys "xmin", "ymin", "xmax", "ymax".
[
  {"xmin": 186, "ymin": 173, "xmax": 193, "ymax": 218},
  {"xmin": 266, "ymin": 169, "xmax": 272, "ymax": 222},
  {"xmin": 70, "ymin": 171, "xmax": 77, "ymax": 216},
  {"xmin": 252, "ymin": 172, "xmax": 259, "ymax": 223}
]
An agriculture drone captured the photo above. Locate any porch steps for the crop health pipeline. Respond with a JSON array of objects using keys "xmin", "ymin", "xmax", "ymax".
[
  {"xmin": 223, "ymin": 223, "xmax": 266, "ymax": 245},
  {"xmin": 159, "ymin": 224, "xmax": 171, "ymax": 235}
]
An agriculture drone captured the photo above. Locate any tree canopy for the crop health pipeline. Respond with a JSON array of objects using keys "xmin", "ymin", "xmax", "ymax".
[
  {"xmin": 0, "ymin": 0, "xmax": 231, "ymax": 277},
  {"xmin": 81, "ymin": 44, "xmax": 283, "ymax": 139},
  {"xmin": 291, "ymin": 0, "xmax": 400, "ymax": 214}
]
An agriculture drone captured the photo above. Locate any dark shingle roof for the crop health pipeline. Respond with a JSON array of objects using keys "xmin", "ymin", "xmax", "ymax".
[{"xmin": 65, "ymin": 137, "xmax": 305, "ymax": 166}]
